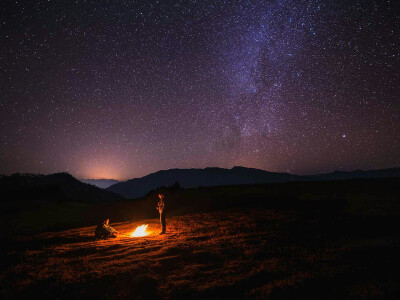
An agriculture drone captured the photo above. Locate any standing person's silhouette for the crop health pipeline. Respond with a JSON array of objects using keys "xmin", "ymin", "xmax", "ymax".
[{"xmin": 157, "ymin": 194, "xmax": 166, "ymax": 234}]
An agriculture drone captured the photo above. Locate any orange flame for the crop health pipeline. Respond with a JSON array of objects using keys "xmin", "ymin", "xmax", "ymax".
[{"xmin": 130, "ymin": 224, "xmax": 150, "ymax": 237}]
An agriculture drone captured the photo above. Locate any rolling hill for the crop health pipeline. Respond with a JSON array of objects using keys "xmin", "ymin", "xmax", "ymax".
[
  {"xmin": 0, "ymin": 172, "xmax": 122, "ymax": 203},
  {"xmin": 107, "ymin": 166, "xmax": 299, "ymax": 199},
  {"xmin": 107, "ymin": 166, "xmax": 400, "ymax": 199}
]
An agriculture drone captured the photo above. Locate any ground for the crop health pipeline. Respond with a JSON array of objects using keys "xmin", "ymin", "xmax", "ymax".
[{"xmin": 1, "ymin": 208, "xmax": 399, "ymax": 299}]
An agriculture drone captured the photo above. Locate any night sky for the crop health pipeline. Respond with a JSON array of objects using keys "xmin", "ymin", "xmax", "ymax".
[{"xmin": 1, "ymin": 0, "xmax": 399, "ymax": 180}]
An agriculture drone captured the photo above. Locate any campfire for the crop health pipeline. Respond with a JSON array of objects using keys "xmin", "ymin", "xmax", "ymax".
[{"xmin": 130, "ymin": 224, "xmax": 150, "ymax": 237}]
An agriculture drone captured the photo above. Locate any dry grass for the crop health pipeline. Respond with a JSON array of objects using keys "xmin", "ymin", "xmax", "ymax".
[{"xmin": 1, "ymin": 209, "xmax": 399, "ymax": 299}]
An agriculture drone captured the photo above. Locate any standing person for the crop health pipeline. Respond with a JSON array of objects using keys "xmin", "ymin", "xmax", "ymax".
[{"xmin": 157, "ymin": 193, "xmax": 166, "ymax": 234}]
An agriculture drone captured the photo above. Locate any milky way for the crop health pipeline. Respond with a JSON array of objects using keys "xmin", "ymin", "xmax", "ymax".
[{"xmin": 1, "ymin": 0, "xmax": 399, "ymax": 180}]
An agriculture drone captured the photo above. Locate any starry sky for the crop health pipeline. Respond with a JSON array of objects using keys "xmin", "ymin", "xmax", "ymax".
[{"xmin": 1, "ymin": 0, "xmax": 399, "ymax": 180}]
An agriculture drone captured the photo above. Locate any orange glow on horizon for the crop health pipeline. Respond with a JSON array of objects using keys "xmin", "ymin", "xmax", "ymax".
[{"xmin": 79, "ymin": 163, "xmax": 123, "ymax": 180}]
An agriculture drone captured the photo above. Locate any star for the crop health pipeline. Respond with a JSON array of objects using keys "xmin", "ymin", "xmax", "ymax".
[{"xmin": 0, "ymin": 0, "xmax": 398, "ymax": 179}]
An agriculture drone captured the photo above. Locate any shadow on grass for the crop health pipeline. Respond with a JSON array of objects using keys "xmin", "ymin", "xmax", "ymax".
[{"xmin": 8, "ymin": 270, "xmax": 160, "ymax": 300}]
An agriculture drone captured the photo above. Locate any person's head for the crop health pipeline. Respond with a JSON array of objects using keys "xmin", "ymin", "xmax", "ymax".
[{"xmin": 158, "ymin": 194, "xmax": 164, "ymax": 200}]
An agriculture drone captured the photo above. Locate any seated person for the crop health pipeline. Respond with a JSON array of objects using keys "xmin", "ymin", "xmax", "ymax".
[{"xmin": 95, "ymin": 218, "xmax": 119, "ymax": 239}]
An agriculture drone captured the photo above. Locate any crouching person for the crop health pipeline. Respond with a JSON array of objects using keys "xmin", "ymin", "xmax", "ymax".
[{"xmin": 95, "ymin": 218, "xmax": 119, "ymax": 239}]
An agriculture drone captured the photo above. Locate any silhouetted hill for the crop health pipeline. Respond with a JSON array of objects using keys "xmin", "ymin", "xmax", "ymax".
[
  {"xmin": 80, "ymin": 179, "xmax": 119, "ymax": 189},
  {"xmin": 305, "ymin": 167, "xmax": 400, "ymax": 181},
  {"xmin": 0, "ymin": 172, "xmax": 122, "ymax": 203},
  {"xmin": 107, "ymin": 166, "xmax": 300, "ymax": 199},
  {"xmin": 107, "ymin": 166, "xmax": 400, "ymax": 199},
  {"xmin": 2, "ymin": 176, "xmax": 399, "ymax": 238}
]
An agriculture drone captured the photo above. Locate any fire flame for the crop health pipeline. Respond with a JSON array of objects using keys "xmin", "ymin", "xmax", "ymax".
[{"xmin": 130, "ymin": 224, "xmax": 149, "ymax": 237}]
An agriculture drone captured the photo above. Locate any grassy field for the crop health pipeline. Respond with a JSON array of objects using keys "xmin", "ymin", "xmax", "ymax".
[
  {"xmin": 1, "ymin": 207, "xmax": 400, "ymax": 299},
  {"xmin": 1, "ymin": 178, "xmax": 399, "ymax": 298},
  {"xmin": 2, "ymin": 177, "xmax": 399, "ymax": 238}
]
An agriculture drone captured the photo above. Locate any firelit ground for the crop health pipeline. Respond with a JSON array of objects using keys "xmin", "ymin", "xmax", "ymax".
[{"xmin": 1, "ymin": 208, "xmax": 400, "ymax": 299}]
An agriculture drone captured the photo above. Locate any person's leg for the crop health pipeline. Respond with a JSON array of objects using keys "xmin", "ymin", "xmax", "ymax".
[
  {"xmin": 161, "ymin": 212, "xmax": 166, "ymax": 233},
  {"xmin": 159, "ymin": 213, "xmax": 164, "ymax": 234}
]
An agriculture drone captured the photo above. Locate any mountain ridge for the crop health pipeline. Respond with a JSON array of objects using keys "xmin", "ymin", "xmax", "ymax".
[
  {"xmin": 107, "ymin": 166, "xmax": 400, "ymax": 199},
  {"xmin": 0, "ymin": 172, "xmax": 122, "ymax": 203}
]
